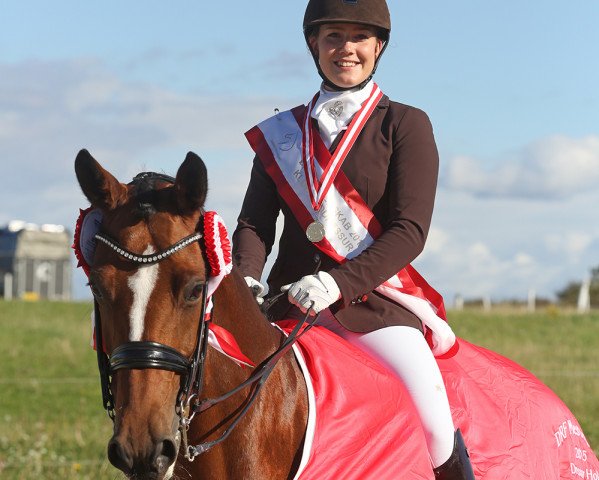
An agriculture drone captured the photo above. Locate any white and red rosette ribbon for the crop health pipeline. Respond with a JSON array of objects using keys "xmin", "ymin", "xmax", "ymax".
[
  {"xmin": 202, "ymin": 211, "xmax": 233, "ymax": 297},
  {"xmin": 202, "ymin": 211, "xmax": 254, "ymax": 367}
]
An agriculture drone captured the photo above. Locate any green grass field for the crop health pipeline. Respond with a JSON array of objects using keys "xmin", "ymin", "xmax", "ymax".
[{"xmin": 0, "ymin": 301, "xmax": 598, "ymax": 479}]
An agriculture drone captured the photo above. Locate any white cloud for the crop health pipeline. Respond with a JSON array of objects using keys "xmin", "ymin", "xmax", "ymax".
[
  {"xmin": 0, "ymin": 58, "xmax": 290, "ymax": 227},
  {"xmin": 0, "ymin": 58, "xmax": 295, "ymax": 299},
  {"xmin": 415, "ymin": 187, "xmax": 599, "ymax": 303},
  {"xmin": 421, "ymin": 226, "xmax": 449, "ymax": 254},
  {"xmin": 514, "ymin": 252, "xmax": 534, "ymax": 268},
  {"xmin": 417, "ymin": 229, "xmax": 543, "ymax": 302},
  {"xmin": 443, "ymin": 135, "xmax": 599, "ymax": 199},
  {"xmin": 545, "ymin": 232, "xmax": 595, "ymax": 261}
]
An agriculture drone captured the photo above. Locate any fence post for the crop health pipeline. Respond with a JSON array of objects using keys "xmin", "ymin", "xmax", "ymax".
[
  {"xmin": 4, "ymin": 272, "xmax": 13, "ymax": 300},
  {"xmin": 527, "ymin": 288, "xmax": 536, "ymax": 313},
  {"xmin": 577, "ymin": 278, "xmax": 591, "ymax": 314},
  {"xmin": 454, "ymin": 294, "xmax": 464, "ymax": 311},
  {"xmin": 483, "ymin": 295, "xmax": 492, "ymax": 312}
]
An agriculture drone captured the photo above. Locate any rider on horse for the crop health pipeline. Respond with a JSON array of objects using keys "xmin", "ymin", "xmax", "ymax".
[{"xmin": 233, "ymin": 1, "xmax": 475, "ymax": 478}]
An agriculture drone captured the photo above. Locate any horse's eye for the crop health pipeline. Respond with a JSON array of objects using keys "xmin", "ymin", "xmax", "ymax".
[{"xmin": 185, "ymin": 282, "xmax": 205, "ymax": 303}]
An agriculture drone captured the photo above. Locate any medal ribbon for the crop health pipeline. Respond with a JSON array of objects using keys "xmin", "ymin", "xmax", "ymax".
[{"xmin": 302, "ymin": 83, "xmax": 383, "ymax": 211}]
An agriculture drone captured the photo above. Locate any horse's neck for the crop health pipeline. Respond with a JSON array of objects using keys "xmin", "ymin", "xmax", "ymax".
[
  {"xmin": 192, "ymin": 270, "xmax": 308, "ymax": 479},
  {"xmin": 213, "ymin": 270, "xmax": 284, "ymax": 362}
]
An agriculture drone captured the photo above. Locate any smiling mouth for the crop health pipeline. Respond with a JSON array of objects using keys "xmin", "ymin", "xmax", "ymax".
[{"xmin": 335, "ymin": 60, "xmax": 359, "ymax": 68}]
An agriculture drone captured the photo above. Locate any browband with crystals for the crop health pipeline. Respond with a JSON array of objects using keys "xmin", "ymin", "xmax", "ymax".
[{"xmin": 94, "ymin": 232, "xmax": 203, "ymax": 264}]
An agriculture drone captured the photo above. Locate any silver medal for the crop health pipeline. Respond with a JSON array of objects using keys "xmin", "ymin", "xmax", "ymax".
[{"xmin": 306, "ymin": 221, "xmax": 326, "ymax": 243}]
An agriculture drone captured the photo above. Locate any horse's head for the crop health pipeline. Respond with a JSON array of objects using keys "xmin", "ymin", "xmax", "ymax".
[{"xmin": 75, "ymin": 149, "xmax": 210, "ymax": 478}]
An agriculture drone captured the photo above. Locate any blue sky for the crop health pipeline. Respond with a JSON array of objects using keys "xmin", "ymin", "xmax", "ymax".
[{"xmin": 2, "ymin": 1, "xmax": 598, "ymax": 302}]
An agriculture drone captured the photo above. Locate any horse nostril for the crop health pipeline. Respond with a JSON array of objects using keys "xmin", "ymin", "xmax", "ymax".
[
  {"xmin": 107, "ymin": 438, "xmax": 134, "ymax": 474},
  {"xmin": 152, "ymin": 437, "xmax": 178, "ymax": 472}
]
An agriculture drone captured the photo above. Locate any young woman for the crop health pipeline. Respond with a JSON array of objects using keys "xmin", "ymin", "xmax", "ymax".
[{"xmin": 233, "ymin": 1, "xmax": 475, "ymax": 478}]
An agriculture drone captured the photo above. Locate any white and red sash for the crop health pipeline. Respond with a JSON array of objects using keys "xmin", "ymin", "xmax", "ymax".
[{"xmin": 246, "ymin": 95, "xmax": 457, "ymax": 357}]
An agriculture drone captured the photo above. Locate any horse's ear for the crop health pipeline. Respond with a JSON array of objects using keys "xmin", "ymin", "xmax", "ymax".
[
  {"xmin": 174, "ymin": 152, "xmax": 208, "ymax": 214},
  {"xmin": 74, "ymin": 149, "xmax": 128, "ymax": 211}
]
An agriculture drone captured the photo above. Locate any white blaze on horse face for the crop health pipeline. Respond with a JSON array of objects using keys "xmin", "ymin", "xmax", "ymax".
[{"xmin": 127, "ymin": 246, "xmax": 159, "ymax": 341}]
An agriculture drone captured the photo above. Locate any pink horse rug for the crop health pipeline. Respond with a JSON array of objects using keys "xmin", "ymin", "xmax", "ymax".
[{"xmin": 277, "ymin": 321, "xmax": 599, "ymax": 480}]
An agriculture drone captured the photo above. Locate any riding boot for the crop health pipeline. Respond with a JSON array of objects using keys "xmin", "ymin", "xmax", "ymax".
[{"xmin": 433, "ymin": 429, "xmax": 475, "ymax": 480}]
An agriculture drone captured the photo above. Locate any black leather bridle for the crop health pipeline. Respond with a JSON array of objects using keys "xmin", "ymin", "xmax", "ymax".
[
  {"xmin": 92, "ymin": 172, "xmax": 210, "ymax": 428},
  {"xmin": 91, "ymin": 173, "xmax": 318, "ymax": 462},
  {"xmin": 94, "ymin": 285, "xmax": 210, "ymax": 416},
  {"xmin": 92, "ymin": 234, "xmax": 317, "ymax": 461},
  {"xmin": 92, "ymin": 229, "xmax": 211, "ymax": 446}
]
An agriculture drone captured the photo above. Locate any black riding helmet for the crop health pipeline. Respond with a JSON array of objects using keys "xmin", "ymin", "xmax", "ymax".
[{"xmin": 303, "ymin": 0, "xmax": 391, "ymax": 91}]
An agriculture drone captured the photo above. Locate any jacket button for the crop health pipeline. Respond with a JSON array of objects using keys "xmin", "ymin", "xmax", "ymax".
[{"xmin": 351, "ymin": 294, "xmax": 368, "ymax": 304}]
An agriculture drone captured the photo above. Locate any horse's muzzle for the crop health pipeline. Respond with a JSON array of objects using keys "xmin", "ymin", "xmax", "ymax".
[{"xmin": 107, "ymin": 433, "xmax": 179, "ymax": 479}]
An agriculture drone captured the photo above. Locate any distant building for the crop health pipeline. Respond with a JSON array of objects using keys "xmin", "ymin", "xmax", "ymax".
[{"xmin": 0, "ymin": 221, "xmax": 71, "ymax": 301}]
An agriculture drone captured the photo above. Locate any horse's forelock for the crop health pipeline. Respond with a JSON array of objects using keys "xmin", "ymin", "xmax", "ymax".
[{"xmin": 131, "ymin": 174, "xmax": 173, "ymax": 220}]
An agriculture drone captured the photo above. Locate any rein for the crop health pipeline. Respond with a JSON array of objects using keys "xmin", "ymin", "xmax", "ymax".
[{"xmin": 184, "ymin": 307, "xmax": 318, "ymax": 458}]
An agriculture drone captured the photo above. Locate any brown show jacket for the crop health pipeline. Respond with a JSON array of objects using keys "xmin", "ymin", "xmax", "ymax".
[{"xmin": 232, "ymin": 95, "xmax": 439, "ymax": 333}]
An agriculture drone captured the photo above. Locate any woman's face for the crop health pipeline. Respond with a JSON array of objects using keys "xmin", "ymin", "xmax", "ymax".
[{"xmin": 309, "ymin": 23, "xmax": 382, "ymax": 89}]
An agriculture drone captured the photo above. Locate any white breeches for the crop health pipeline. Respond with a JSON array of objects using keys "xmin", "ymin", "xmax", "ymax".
[{"xmin": 296, "ymin": 308, "xmax": 456, "ymax": 468}]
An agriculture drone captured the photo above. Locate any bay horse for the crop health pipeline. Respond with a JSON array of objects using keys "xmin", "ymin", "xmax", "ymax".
[
  {"xmin": 75, "ymin": 149, "xmax": 308, "ymax": 479},
  {"xmin": 75, "ymin": 149, "xmax": 599, "ymax": 480}
]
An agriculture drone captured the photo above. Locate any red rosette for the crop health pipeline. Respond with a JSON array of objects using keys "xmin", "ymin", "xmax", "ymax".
[
  {"xmin": 72, "ymin": 206, "xmax": 94, "ymax": 277},
  {"xmin": 203, "ymin": 212, "xmax": 220, "ymax": 276},
  {"xmin": 203, "ymin": 211, "xmax": 232, "ymax": 278},
  {"xmin": 218, "ymin": 222, "xmax": 232, "ymax": 267}
]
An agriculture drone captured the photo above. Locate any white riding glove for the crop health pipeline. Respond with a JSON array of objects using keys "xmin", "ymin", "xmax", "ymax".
[
  {"xmin": 244, "ymin": 276, "xmax": 265, "ymax": 305},
  {"xmin": 281, "ymin": 271, "xmax": 341, "ymax": 316}
]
